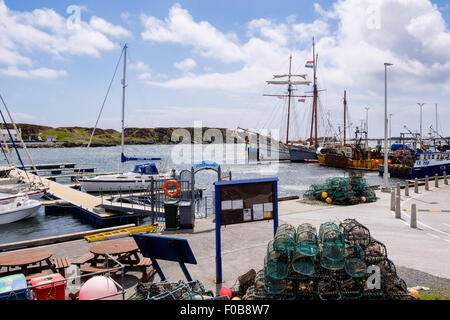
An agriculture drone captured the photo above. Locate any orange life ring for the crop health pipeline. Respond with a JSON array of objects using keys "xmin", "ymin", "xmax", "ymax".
[{"xmin": 163, "ymin": 180, "xmax": 181, "ymax": 198}]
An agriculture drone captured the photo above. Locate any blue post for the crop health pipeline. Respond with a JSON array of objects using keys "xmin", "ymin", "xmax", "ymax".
[
  {"xmin": 214, "ymin": 183, "xmax": 222, "ymax": 283},
  {"xmin": 274, "ymin": 180, "xmax": 279, "ymax": 237}
]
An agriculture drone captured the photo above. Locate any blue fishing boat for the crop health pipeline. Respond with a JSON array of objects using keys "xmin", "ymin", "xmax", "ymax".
[{"xmin": 379, "ymin": 151, "xmax": 450, "ymax": 179}]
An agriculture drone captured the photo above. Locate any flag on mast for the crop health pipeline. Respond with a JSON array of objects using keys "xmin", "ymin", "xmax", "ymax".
[{"xmin": 305, "ymin": 61, "xmax": 314, "ymax": 68}]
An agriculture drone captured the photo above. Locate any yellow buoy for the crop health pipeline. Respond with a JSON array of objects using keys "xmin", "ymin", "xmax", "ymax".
[
  {"xmin": 326, "ymin": 197, "xmax": 332, "ymax": 204},
  {"xmin": 321, "ymin": 192, "xmax": 328, "ymax": 199},
  {"xmin": 232, "ymin": 297, "xmax": 241, "ymax": 300},
  {"xmin": 408, "ymin": 288, "xmax": 419, "ymax": 299}
]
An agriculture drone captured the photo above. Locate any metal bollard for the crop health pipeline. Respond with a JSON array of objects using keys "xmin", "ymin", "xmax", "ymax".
[
  {"xmin": 425, "ymin": 176, "xmax": 429, "ymax": 191},
  {"xmin": 414, "ymin": 178, "xmax": 419, "ymax": 193},
  {"xmin": 445, "ymin": 171, "xmax": 448, "ymax": 185},
  {"xmin": 390, "ymin": 189, "xmax": 396, "ymax": 211},
  {"xmin": 405, "ymin": 181, "xmax": 409, "ymax": 197},
  {"xmin": 395, "ymin": 196, "xmax": 401, "ymax": 219},
  {"xmin": 435, "ymin": 174, "xmax": 439, "ymax": 188},
  {"xmin": 410, "ymin": 204, "xmax": 417, "ymax": 228},
  {"xmin": 396, "ymin": 182, "xmax": 401, "ymax": 197}
]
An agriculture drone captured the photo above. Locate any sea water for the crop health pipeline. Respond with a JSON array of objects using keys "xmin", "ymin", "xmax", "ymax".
[{"xmin": 0, "ymin": 144, "xmax": 400, "ymax": 244}]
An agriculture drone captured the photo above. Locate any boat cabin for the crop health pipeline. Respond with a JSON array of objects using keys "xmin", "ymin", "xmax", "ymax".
[{"xmin": 132, "ymin": 163, "xmax": 159, "ymax": 175}]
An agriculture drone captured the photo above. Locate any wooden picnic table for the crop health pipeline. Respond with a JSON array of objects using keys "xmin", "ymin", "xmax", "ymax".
[
  {"xmin": 0, "ymin": 249, "xmax": 57, "ymax": 276},
  {"xmin": 89, "ymin": 239, "xmax": 140, "ymax": 267}
]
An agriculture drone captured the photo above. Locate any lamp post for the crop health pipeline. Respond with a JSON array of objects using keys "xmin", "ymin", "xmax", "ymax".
[
  {"xmin": 417, "ymin": 103, "xmax": 425, "ymax": 138},
  {"xmin": 382, "ymin": 62, "xmax": 393, "ymax": 192},
  {"xmin": 389, "ymin": 113, "xmax": 392, "ymax": 145},
  {"xmin": 365, "ymin": 107, "xmax": 370, "ymax": 147}
]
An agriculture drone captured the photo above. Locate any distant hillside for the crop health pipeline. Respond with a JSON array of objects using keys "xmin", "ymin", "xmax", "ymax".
[{"xmin": 4, "ymin": 123, "xmax": 231, "ymax": 147}]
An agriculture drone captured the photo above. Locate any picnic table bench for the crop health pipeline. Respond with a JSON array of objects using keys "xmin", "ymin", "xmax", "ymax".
[{"xmin": 0, "ymin": 249, "xmax": 57, "ymax": 278}]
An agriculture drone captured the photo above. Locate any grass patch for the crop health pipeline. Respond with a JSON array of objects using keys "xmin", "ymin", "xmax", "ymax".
[{"xmin": 416, "ymin": 287, "xmax": 450, "ymax": 300}]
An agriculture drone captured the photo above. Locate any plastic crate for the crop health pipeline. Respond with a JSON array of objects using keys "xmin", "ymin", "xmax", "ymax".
[
  {"xmin": 0, "ymin": 274, "xmax": 28, "ymax": 300},
  {"xmin": 30, "ymin": 273, "xmax": 66, "ymax": 300}
]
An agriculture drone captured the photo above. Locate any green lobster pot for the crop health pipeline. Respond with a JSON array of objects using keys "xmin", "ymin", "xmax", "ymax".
[
  {"xmin": 295, "ymin": 223, "xmax": 318, "ymax": 256},
  {"xmin": 264, "ymin": 268, "xmax": 286, "ymax": 295},
  {"xmin": 344, "ymin": 245, "xmax": 367, "ymax": 278},
  {"xmin": 319, "ymin": 222, "xmax": 345, "ymax": 261},
  {"xmin": 320, "ymin": 252, "xmax": 345, "ymax": 270},
  {"xmin": 273, "ymin": 224, "xmax": 296, "ymax": 252},
  {"xmin": 265, "ymin": 240, "xmax": 289, "ymax": 279},
  {"xmin": 291, "ymin": 252, "xmax": 315, "ymax": 276}
]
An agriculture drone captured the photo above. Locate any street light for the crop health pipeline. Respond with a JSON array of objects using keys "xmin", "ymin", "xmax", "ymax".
[
  {"xmin": 389, "ymin": 113, "xmax": 392, "ymax": 144},
  {"xmin": 365, "ymin": 107, "xmax": 370, "ymax": 147},
  {"xmin": 382, "ymin": 62, "xmax": 393, "ymax": 192},
  {"xmin": 417, "ymin": 103, "xmax": 425, "ymax": 138}
]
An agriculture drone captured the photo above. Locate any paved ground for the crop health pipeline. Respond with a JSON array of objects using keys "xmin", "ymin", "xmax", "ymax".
[{"xmin": 1, "ymin": 181, "xmax": 449, "ymax": 299}]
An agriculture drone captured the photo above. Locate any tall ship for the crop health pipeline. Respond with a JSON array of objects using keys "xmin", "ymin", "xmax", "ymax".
[
  {"xmin": 262, "ymin": 41, "xmax": 325, "ymax": 162},
  {"xmin": 289, "ymin": 39, "xmax": 322, "ymax": 162}
]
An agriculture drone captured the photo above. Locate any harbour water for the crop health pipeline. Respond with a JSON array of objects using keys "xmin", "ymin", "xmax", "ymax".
[{"xmin": 0, "ymin": 144, "xmax": 402, "ymax": 244}]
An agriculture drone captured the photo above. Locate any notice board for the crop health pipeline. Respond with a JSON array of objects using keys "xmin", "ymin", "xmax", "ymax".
[
  {"xmin": 213, "ymin": 177, "xmax": 279, "ymax": 283},
  {"xmin": 216, "ymin": 179, "xmax": 277, "ymax": 226}
]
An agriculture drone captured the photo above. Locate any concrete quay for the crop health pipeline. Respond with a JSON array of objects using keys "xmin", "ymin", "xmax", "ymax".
[{"xmin": 1, "ymin": 182, "xmax": 449, "ymax": 299}]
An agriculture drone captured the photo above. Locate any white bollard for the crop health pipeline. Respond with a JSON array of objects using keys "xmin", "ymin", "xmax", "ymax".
[
  {"xmin": 395, "ymin": 196, "xmax": 401, "ymax": 219},
  {"xmin": 396, "ymin": 182, "xmax": 401, "ymax": 197},
  {"xmin": 410, "ymin": 204, "xmax": 417, "ymax": 228},
  {"xmin": 414, "ymin": 178, "xmax": 419, "ymax": 193},
  {"xmin": 390, "ymin": 189, "xmax": 395, "ymax": 211},
  {"xmin": 405, "ymin": 181, "xmax": 409, "ymax": 197},
  {"xmin": 425, "ymin": 176, "xmax": 429, "ymax": 191}
]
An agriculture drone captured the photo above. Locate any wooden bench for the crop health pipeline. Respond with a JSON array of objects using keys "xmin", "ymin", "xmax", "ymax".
[
  {"xmin": 53, "ymin": 257, "xmax": 71, "ymax": 277},
  {"xmin": 25, "ymin": 272, "xmax": 51, "ymax": 282},
  {"xmin": 79, "ymin": 266, "xmax": 119, "ymax": 280},
  {"xmin": 136, "ymin": 258, "xmax": 156, "ymax": 283},
  {"xmin": 71, "ymin": 253, "xmax": 95, "ymax": 267}
]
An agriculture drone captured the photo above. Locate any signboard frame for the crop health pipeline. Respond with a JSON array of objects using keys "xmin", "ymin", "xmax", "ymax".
[{"xmin": 213, "ymin": 177, "xmax": 279, "ymax": 283}]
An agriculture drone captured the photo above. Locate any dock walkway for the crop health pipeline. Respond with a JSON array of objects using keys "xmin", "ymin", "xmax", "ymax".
[{"xmin": 10, "ymin": 168, "xmax": 149, "ymax": 227}]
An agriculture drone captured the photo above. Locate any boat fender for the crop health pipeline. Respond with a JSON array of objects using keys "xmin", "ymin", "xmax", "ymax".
[{"xmin": 163, "ymin": 180, "xmax": 181, "ymax": 198}]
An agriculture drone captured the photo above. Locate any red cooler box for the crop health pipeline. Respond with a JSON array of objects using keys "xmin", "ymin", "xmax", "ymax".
[{"xmin": 30, "ymin": 273, "xmax": 66, "ymax": 300}]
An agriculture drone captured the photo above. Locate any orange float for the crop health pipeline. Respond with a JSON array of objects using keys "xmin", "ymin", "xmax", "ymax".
[{"xmin": 163, "ymin": 180, "xmax": 181, "ymax": 198}]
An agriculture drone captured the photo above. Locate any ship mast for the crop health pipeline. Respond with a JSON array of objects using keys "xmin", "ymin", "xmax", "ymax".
[
  {"xmin": 343, "ymin": 90, "xmax": 347, "ymax": 146},
  {"xmin": 264, "ymin": 57, "xmax": 311, "ymax": 145},
  {"xmin": 309, "ymin": 38, "xmax": 319, "ymax": 148}
]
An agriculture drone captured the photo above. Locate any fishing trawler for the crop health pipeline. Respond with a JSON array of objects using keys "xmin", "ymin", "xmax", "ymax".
[
  {"xmin": 77, "ymin": 44, "xmax": 174, "ymax": 192},
  {"xmin": 317, "ymin": 91, "xmax": 384, "ymax": 171}
]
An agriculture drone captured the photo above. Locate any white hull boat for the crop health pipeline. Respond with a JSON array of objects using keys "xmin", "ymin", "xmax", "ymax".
[
  {"xmin": 78, "ymin": 169, "xmax": 174, "ymax": 193},
  {"xmin": 0, "ymin": 197, "xmax": 42, "ymax": 224},
  {"xmin": 0, "ymin": 189, "xmax": 46, "ymax": 203}
]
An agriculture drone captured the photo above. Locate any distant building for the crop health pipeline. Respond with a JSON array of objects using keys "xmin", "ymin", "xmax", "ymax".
[
  {"xmin": 0, "ymin": 128, "xmax": 22, "ymax": 142},
  {"xmin": 46, "ymin": 135, "xmax": 57, "ymax": 143}
]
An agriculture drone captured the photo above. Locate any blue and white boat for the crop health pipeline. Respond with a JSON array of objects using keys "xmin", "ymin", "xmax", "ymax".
[{"xmin": 379, "ymin": 151, "xmax": 450, "ymax": 179}]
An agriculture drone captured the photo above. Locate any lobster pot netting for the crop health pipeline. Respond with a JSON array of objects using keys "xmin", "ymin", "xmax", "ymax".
[
  {"xmin": 243, "ymin": 269, "xmax": 274, "ymax": 300},
  {"xmin": 319, "ymin": 222, "xmax": 345, "ymax": 262},
  {"xmin": 291, "ymin": 252, "xmax": 315, "ymax": 276},
  {"xmin": 296, "ymin": 223, "xmax": 318, "ymax": 256},
  {"xmin": 264, "ymin": 267, "xmax": 287, "ymax": 295},
  {"xmin": 344, "ymin": 245, "xmax": 367, "ymax": 278},
  {"xmin": 273, "ymin": 224, "xmax": 296, "ymax": 252},
  {"xmin": 318, "ymin": 277, "xmax": 341, "ymax": 300},
  {"xmin": 265, "ymin": 240, "xmax": 289, "ymax": 279},
  {"xmin": 339, "ymin": 218, "xmax": 371, "ymax": 247},
  {"xmin": 364, "ymin": 239, "xmax": 388, "ymax": 265},
  {"xmin": 132, "ymin": 280, "xmax": 212, "ymax": 300}
]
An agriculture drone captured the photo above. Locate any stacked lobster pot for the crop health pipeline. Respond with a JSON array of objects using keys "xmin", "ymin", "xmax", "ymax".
[{"xmin": 243, "ymin": 219, "xmax": 412, "ymax": 300}]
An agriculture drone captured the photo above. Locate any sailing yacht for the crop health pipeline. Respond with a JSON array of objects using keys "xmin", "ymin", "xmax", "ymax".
[{"xmin": 78, "ymin": 44, "xmax": 174, "ymax": 193}]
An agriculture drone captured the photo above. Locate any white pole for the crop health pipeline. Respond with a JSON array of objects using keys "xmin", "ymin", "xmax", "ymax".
[
  {"xmin": 418, "ymin": 103, "xmax": 425, "ymax": 139},
  {"xmin": 120, "ymin": 44, "xmax": 128, "ymax": 174},
  {"xmin": 383, "ymin": 63, "xmax": 392, "ymax": 192}
]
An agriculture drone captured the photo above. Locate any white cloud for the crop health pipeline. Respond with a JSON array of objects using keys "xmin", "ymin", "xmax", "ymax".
[
  {"xmin": 0, "ymin": 1, "xmax": 131, "ymax": 67},
  {"xmin": 140, "ymin": 3, "xmax": 245, "ymax": 63},
  {"xmin": 138, "ymin": 1, "xmax": 450, "ymax": 137},
  {"xmin": 0, "ymin": 66, "xmax": 67, "ymax": 79},
  {"xmin": 129, "ymin": 61, "xmax": 152, "ymax": 80},
  {"xmin": 174, "ymin": 58, "xmax": 197, "ymax": 72}
]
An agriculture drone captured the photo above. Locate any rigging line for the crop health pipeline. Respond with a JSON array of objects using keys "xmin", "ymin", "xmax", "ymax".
[
  {"xmin": 87, "ymin": 46, "xmax": 125, "ymax": 150},
  {"xmin": 0, "ymin": 94, "xmax": 42, "ymax": 185},
  {"xmin": 262, "ymin": 98, "xmax": 284, "ymax": 130}
]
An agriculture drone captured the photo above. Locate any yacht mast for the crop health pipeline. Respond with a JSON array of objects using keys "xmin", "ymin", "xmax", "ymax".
[
  {"xmin": 344, "ymin": 90, "xmax": 347, "ymax": 145},
  {"xmin": 120, "ymin": 44, "xmax": 128, "ymax": 173}
]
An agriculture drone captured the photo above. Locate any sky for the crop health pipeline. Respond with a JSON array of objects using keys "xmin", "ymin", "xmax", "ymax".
[{"xmin": 0, "ymin": 0, "xmax": 450, "ymax": 141}]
